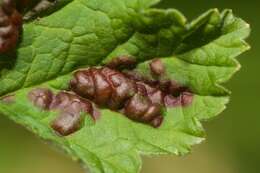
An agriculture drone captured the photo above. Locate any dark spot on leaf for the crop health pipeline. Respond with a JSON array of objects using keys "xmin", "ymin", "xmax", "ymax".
[
  {"xmin": 136, "ymin": 82, "xmax": 165, "ymax": 105},
  {"xmin": 180, "ymin": 92, "xmax": 193, "ymax": 106},
  {"xmin": 123, "ymin": 70, "xmax": 159, "ymax": 86},
  {"xmin": 91, "ymin": 104, "xmax": 101, "ymax": 120},
  {"xmin": 124, "ymin": 94, "xmax": 149, "ymax": 119},
  {"xmin": 105, "ymin": 56, "xmax": 137, "ymax": 70},
  {"xmin": 149, "ymin": 59, "xmax": 165, "ymax": 76},
  {"xmin": 70, "ymin": 70, "xmax": 96, "ymax": 100},
  {"xmin": 106, "ymin": 68, "xmax": 137, "ymax": 109},
  {"xmin": 0, "ymin": 0, "xmax": 22, "ymax": 53},
  {"xmin": 164, "ymin": 95, "xmax": 181, "ymax": 107},
  {"xmin": 150, "ymin": 116, "xmax": 164, "ymax": 128},
  {"xmin": 28, "ymin": 88, "xmax": 53, "ymax": 110},
  {"xmin": 70, "ymin": 67, "xmax": 165, "ymax": 128},
  {"xmin": 50, "ymin": 91, "xmax": 95, "ymax": 119},
  {"xmin": 160, "ymin": 80, "xmax": 189, "ymax": 97},
  {"xmin": 51, "ymin": 111, "xmax": 84, "ymax": 136},
  {"xmin": 50, "ymin": 91, "xmax": 96, "ymax": 136},
  {"xmin": 164, "ymin": 92, "xmax": 193, "ymax": 107},
  {"xmin": 71, "ymin": 67, "xmax": 137, "ymax": 110},
  {"xmin": 91, "ymin": 68, "xmax": 112, "ymax": 105},
  {"xmin": 124, "ymin": 94, "xmax": 163, "ymax": 127},
  {"xmin": 1, "ymin": 94, "xmax": 15, "ymax": 104},
  {"xmin": 70, "ymin": 65, "xmax": 194, "ymax": 128},
  {"xmin": 28, "ymin": 88, "xmax": 99, "ymax": 136}
]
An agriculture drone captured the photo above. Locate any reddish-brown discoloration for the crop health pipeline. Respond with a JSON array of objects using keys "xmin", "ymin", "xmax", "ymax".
[
  {"xmin": 149, "ymin": 59, "xmax": 165, "ymax": 76},
  {"xmin": 123, "ymin": 94, "xmax": 163, "ymax": 128},
  {"xmin": 1, "ymin": 94, "xmax": 15, "ymax": 104},
  {"xmin": 51, "ymin": 111, "xmax": 83, "ymax": 136},
  {"xmin": 70, "ymin": 67, "xmax": 193, "ymax": 128},
  {"xmin": 125, "ymin": 70, "xmax": 190, "ymax": 98},
  {"xmin": 123, "ymin": 73, "xmax": 193, "ymax": 106},
  {"xmin": 28, "ymin": 88, "xmax": 53, "ymax": 110},
  {"xmin": 28, "ymin": 89, "xmax": 99, "ymax": 136},
  {"xmin": 180, "ymin": 92, "xmax": 193, "ymax": 106},
  {"xmin": 50, "ymin": 91, "xmax": 97, "ymax": 119},
  {"xmin": 71, "ymin": 67, "xmax": 137, "ymax": 110},
  {"xmin": 91, "ymin": 104, "xmax": 101, "ymax": 120},
  {"xmin": 50, "ymin": 92, "xmax": 96, "ymax": 136},
  {"xmin": 164, "ymin": 92, "xmax": 193, "ymax": 107},
  {"xmin": 71, "ymin": 67, "xmax": 164, "ymax": 127},
  {"xmin": 136, "ymin": 82, "xmax": 165, "ymax": 105},
  {"xmin": 105, "ymin": 56, "xmax": 137, "ymax": 70},
  {"xmin": 70, "ymin": 70, "xmax": 96, "ymax": 100},
  {"xmin": 160, "ymin": 80, "xmax": 188, "ymax": 96},
  {"xmin": 0, "ymin": 0, "xmax": 22, "ymax": 53},
  {"xmin": 151, "ymin": 116, "xmax": 164, "ymax": 128},
  {"xmin": 106, "ymin": 68, "xmax": 137, "ymax": 109},
  {"xmin": 124, "ymin": 70, "xmax": 159, "ymax": 86}
]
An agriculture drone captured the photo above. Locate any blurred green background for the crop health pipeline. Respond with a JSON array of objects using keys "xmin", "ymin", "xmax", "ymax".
[{"xmin": 0, "ymin": 0, "xmax": 259, "ymax": 173}]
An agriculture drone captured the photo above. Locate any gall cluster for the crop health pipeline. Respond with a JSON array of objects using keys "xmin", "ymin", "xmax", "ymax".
[
  {"xmin": 28, "ymin": 89, "xmax": 99, "ymax": 136},
  {"xmin": 70, "ymin": 67, "xmax": 164, "ymax": 128},
  {"xmin": 28, "ymin": 58, "xmax": 193, "ymax": 136},
  {"xmin": 0, "ymin": 0, "xmax": 22, "ymax": 53},
  {"xmin": 70, "ymin": 59, "xmax": 193, "ymax": 128}
]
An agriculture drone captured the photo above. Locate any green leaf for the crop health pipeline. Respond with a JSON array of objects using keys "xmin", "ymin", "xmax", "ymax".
[{"xmin": 0, "ymin": 0, "xmax": 250, "ymax": 173}]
